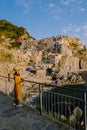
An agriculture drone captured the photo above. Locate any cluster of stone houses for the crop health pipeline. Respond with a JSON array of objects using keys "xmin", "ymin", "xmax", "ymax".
[
  {"xmin": 20, "ymin": 35, "xmax": 86, "ymax": 72},
  {"xmin": 0, "ymin": 35, "xmax": 87, "ymax": 77}
]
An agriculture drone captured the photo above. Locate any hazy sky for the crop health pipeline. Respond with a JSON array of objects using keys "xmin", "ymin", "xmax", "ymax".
[{"xmin": 0, "ymin": 0, "xmax": 87, "ymax": 46}]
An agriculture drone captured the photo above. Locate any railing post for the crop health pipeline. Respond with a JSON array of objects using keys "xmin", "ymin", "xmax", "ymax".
[
  {"xmin": 83, "ymin": 88, "xmax": 87, "ymax": 130},
  {"xmin": 39, "ymin": 84, "xmax": 42, "ymax": 115},
  {"xmin": 5, "ymin": 77, "xmax": 8, "ymax": 95},
  {"xmin": 7, "ymin": 73, "xmax": 10, "ymax": 95},
  {"xmin": 8, "ymin": 73, "xmax": 10, "ymax": 82}
]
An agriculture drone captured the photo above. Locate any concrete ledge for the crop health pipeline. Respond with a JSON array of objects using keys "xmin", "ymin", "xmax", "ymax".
[{"xmin": 0, "ymin": 91, "xmax": 70, "ymax": 130}]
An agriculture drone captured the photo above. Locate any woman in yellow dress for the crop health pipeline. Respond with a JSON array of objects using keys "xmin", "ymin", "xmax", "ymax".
[{"xmin": 13, "ymin": 69, "xmax": 24, "ymax": 106}]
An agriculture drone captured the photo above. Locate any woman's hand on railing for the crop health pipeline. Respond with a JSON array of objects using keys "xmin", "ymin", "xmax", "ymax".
[{"xmin": 21, "ymin": 78, "xmax": 24, "ymax": 82}]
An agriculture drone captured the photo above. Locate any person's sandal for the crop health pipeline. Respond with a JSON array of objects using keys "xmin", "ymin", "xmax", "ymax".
[{"xmin": 16, "ymin": 104, "xmax": 22, "ymax": 107}]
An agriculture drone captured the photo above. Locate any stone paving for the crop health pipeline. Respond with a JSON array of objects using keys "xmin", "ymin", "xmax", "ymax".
[{"xmin": 0, "ymin": 91, "xmax": 70, "ymax": 130}]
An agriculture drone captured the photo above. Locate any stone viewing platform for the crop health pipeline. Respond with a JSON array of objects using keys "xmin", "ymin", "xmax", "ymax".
[{"xmin": 0, "ymin": 91, "xmax": 71, "ymax": 130}]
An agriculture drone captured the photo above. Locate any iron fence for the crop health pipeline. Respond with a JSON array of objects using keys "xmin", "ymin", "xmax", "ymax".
[{"xmin": 0, "ymin": 75, "xmax": 87, "ymax": 130}]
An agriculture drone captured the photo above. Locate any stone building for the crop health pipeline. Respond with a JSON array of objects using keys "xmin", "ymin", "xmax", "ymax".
[{"xmin": 64, "ymin": 57, "xmax": 79, "ymax": 75}]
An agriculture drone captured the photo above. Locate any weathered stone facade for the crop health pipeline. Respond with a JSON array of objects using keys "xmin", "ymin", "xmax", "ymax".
[
  {"xmin": 80, "ymin": 60, "xmax": 87, "ymax": 69},
  {"xmin": 64, "ymin": 56, "xmax": 79, "ymax": 72}
]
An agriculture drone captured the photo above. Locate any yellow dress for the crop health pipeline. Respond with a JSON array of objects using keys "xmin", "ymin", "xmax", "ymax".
[{"xmin": 14, "ymin": 74, "xmax": 22, "ymax": 100}]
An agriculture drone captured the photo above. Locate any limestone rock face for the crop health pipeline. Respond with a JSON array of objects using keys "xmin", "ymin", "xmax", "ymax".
[
  {"xmin": 63, "ymin": 56, "xmax": 79, "ymax": 73},
  {"xmin": 80, "ymin": 59, "xmax": 87, "ymax": 69}
]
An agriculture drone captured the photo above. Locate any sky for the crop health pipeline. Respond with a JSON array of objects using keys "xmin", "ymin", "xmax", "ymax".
[{"xmin": 0, "ymin": 0, "xmax": 87, "ymax": 46}]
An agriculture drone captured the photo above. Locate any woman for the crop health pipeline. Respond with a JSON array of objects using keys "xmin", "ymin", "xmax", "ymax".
[{"xmin": 13, "ymin": 69, "xmax": 24, "ymax": 107}]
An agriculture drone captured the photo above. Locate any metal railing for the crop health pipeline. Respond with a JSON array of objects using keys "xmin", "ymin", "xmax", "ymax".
[{"xmin": 0, "ymin": 75, "xmax": 87, "ymax": 130}]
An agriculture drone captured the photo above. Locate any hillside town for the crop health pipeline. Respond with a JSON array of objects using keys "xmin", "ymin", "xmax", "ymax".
[
  {"xmin": 0, "ymin": 34, "xmax": 87, "ymax": 86},
  {"xmin": 0, "ymin": 20, "xmax": 87, "ymax": 88}
]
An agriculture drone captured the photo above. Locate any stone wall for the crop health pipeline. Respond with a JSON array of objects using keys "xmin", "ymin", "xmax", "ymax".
[
  {"xmin": 80, "ymin": 60, "xmax": 87, "ymax": 69},
  {"xmin": 64, "ymin": 56, "xmax": 79, "ymax": 72}
]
